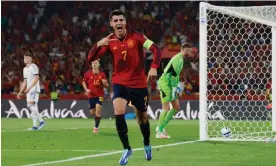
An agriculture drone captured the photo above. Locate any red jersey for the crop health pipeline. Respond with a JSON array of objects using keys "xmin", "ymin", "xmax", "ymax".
[
  {"xmin": 83, "ymin": 70, "xmax": 107, "ymax": 98},
  {"xmin": 88, "ymin": 30, "xmax": 161, "ymax": 88}
]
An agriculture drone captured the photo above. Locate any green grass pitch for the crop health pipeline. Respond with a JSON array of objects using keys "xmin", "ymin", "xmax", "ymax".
[{"xmin": 2, "ymin": 119, "xmax": 276, "ymax": 166}]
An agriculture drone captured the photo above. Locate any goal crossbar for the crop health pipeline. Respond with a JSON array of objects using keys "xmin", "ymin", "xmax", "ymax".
[{"xmin": 201, "ymin": 2, "xmax": 276, "ymax": 27}]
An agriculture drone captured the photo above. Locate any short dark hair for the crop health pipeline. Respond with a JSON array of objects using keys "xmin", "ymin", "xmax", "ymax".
[
  {"xmin": 24, "ymin": 52, "xmax": 33, "ymax": 58},
  {"xmin": 109, "ymin": 9, "xmax": 125, "ymax": 20},
  {"xmin": 91, "ymin": 59, "xmax": 100, "ymax": 63},
  {"xmin": 181, "ymin": 43, "xmax": 192, "ymax": 50}
]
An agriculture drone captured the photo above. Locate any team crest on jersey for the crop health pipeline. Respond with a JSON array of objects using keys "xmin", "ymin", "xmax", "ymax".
[
  {"xmin": 113, "ymin": 46, "xmax": 117, "ymax": 51},
  {"xmin": 127, "ymin": 39, "xmax": 134, "ymax": 48}
]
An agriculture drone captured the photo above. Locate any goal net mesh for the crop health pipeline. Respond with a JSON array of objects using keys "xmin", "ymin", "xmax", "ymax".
[{"xmin": 205, "ymin": 5, "xmax": 276, "ymax": 140}]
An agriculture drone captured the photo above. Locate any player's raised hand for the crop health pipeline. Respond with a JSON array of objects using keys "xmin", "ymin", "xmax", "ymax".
[
  {"xmin": 16, "ymin": 93, "xmax": 22, "ymax": 99},
  {"xmin": 147, "ymin": 68, "xmax": 157, "ymax": 83},
  {"xmin": 97, "ymin": 33, "xmax": 117, "ymax": 47},
  {"xmin": 85, "ymin": 89, "xmax": 91, "ymax": 95},
  {"xmin": 101, "ymin": 79, "xmax": 109, "ymax": 88}
]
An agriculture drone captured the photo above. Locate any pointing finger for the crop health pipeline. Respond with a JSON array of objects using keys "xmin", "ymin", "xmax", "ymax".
[
  {"xmin": 106, "ymin": 33, "xmax": 114, "ymax": 39},
  {"xmin": 108, "ymin": 39, "xmax": 117, "ymax": 42}
]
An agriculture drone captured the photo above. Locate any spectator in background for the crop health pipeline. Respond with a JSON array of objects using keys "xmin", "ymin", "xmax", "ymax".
[
  {"xmin": 1, "ymin": 1, "xmax": 217, "ymax": 96},
  {"xmin": 50, "ymin": 89, "xmax": 59, "ymax": 101},
  {"xmin": 72, "ymin": 79, "xmax": 82, "ymax": 94}
]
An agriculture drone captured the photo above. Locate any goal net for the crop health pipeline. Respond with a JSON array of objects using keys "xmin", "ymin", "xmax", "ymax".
[{"xmin": 199, "ymin": 2, "xmax": 276, "ymax": 141}]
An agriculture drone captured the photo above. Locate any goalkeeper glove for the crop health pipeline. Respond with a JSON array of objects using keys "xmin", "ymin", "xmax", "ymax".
[
  {"xmin": 172, "ymin": 82, "xmax": 184, "ymax": 99},
  {"xmin": 177, "ymin": 82, "xmax": 184, "ymax": 92}
]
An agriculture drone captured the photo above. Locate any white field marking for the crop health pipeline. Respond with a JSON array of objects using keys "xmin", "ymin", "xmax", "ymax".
[
  {"xmin": 23, "ymin": 140, "xmax": 201, "ymax": 166},
  {"xmin": 2, "ymin": 149, "xmax": 117, "ymax": 152},
  {"xmin": 1, "ymin": 126, "xmax": 116, "ymax": 133}
]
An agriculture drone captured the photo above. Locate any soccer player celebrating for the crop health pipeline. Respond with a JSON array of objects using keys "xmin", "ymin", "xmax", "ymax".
[
  {"xmin": 17, "ymin": 53, "xmax": 45, "ymax": 130},
  {"xmin": 88, "ymin": 10, "xmax": 161, "ymax": 165},
  {"xmin": 83, "ymin": 60, "xmax": 109, "ymax": 133},
  {"xmin": 156, "ymin": 43, "xmax": 195, "ymax": 139}
]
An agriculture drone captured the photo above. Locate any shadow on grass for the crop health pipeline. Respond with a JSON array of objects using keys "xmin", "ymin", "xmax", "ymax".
[{"xmin": 98, "ymin": 132, "xmax": 118, "ymax": 137}]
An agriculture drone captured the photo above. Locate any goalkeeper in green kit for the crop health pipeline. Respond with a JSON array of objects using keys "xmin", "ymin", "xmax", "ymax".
[{"xmin": 156, "ymin": 43, "xmax": 195, "ymax": 139}]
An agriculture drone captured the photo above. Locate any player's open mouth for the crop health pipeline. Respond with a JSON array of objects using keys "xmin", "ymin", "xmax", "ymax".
[{"xmin": 116, "ymin": 25, "xmax": 123, "ymax": 30}]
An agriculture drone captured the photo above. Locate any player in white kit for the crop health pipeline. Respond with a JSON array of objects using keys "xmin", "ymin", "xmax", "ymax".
[{"xmin": 17, "ymin": 53, "xmax": 45, "ymax": 130}]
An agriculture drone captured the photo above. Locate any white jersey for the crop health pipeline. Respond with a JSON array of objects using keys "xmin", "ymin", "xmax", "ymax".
[{"xmin": 23, "ymin": 63, "xmax": 41, "ymax": 93}]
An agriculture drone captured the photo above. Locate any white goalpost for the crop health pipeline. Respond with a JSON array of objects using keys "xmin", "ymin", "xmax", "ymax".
[{"xmin": 199, "ymin": 2, "xmax": 276, "ymax": 141}]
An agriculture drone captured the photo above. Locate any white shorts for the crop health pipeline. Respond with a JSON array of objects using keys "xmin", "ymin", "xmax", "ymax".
[{"xmin": 26, "ymin": 91, "xmax": 40, "ymax": 103}]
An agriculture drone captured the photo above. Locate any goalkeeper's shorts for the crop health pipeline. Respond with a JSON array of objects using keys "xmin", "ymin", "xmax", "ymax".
[{"xmin": 159, "ymin": 82, "xmax": 178, "ymax": 104}]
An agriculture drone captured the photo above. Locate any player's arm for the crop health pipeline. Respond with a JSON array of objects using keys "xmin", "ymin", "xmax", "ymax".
[
  {"xmin": 171, "ymin": 55, "xmax": 185, "ymax": 93},
  {"xmin": 135, "ymin": 32, "xmax": 162, "ymax": 82},
  {"xmin": 82, "ymin": 81, "xmax": 89, "ymax": 91},
  {"xmin": 102, "ymin": 79, "xmax": 109, "ymax": 88},
  {"xmin": 17, "ymin": 79, "xmax": 27, "ymax": 99},
  {"xmin": 144, "ymin": 40, "xmax": 162, "ymax": 69},
  {"xmin": 101, "ymin": 72, "xmax": 109, "ymax": 88},
  {"xmin": 87, "ymin": 34, "xmax": 116, "ymax": 63},
  {"xmin": 136, "ymin": 33, "xmax": 162, "ymax": 69},
  {"xmin": 180, "ymin": 67, "xmax": 190, "ymax": 84},
  {"xmin": 87, "ymin": 45, "xmax": 109, "ymax": 63},
  {"xmin": 178, "ymin": 69, "xmax": 186, "ymax": 90},
  {"xmin": 82, "ymin": 73, "xmax": 91, "ymax": 93}
]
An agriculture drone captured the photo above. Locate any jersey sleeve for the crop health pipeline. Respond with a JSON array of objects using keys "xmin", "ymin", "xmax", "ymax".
[
  {"xmin": 163, "ymin": 53, "xmax": 183, "ymax": 87},
  {"xmin": 23, "ymin": 68, "xmax": 27, "ymax": 79},
  {"xmin": 87, "ymin": 45, "xmax": 109, "ymax": 63},
  {"xmin": 31, "ymin": 64, "xmax": 39, "ymax": 75},
  {"xmin": 171, "ymin": 54, "xmax": 184, "ymax": 86},
  {"xmin": 170, "ymin": 64, "xmax": 180, "ymax": 87},
  {"xmin": 88, "ymin": 33, "xmax": 116, "ymax": 63},
  {"xmin": 171, "ymin": 53, "xmax": 183, "ymax": 74},
  {"xmin": 83, "ymin": 72, "xmax": 89, "ymax": 83},
  {"xmin": 134, "ymin": 32, "xmax": 162, "ymax": 69}
]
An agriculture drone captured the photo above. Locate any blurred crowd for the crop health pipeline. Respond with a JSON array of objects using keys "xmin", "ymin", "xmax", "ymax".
[
  {"xmin": 1, "ymin": 1, "xmax": 201, "ymax": 96},
  {"xmin": 206, "ymin": 1, "xmax": 275, "ymax": 99},
  {"xmin": 2, "ymin": 1, "xmax": 274, "ymax": 97}
]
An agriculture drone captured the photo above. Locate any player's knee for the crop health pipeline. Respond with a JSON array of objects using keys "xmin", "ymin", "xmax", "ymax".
[
  {"xmin": 171, "ymin": 100, "xmax": 180, "ymax": 111},
  {"xmin": 113, "ymin": 98, "xmax": 127, "ymax": 115},
  {"xmin": 90, "ymin": 109, "xmax": 95, "ymax": 116},
  {"xmin": 30, "ymin": 110, "xmax": 36, "ymax": 118},
  {"xmin": 27, "ymin": 102, "xmax": 35, "ymax": 109},
  {"xmin": 137, "ymin": 118, "xmax": 148, "ymax": 125},
  {"xmin": 27, "ymin": 101, "xmax": 35, "ymax": 107},
  {"xmin": 114, "ymin": 107, "xmax": 126, "ymax": 115},
  {"xmin": 136, "ymin": 112, "xmax": 148, "ymax": 124},
  {"xmin": 96, "ymin": 104, "xmax": 102, "ymax": 111},
  {"xmin": 27, "ymin": 104, "xmax": 33, "ymax": 109},
  {"xmin": 95, "ymin": 106, "xmax": 102, "ymax": 117},
  {"xmin": 162, "ymin": 103, "xmax": 170, "ymax": 111}
]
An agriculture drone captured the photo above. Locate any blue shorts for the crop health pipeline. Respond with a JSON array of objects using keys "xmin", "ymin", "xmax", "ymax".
[
  {"xmin": 112, "ymin": 84, "xmax": 149, "ymax": 112},
  {"xmin": 88, "ymin": 97, "xmax": 104, "ymax": 109}
]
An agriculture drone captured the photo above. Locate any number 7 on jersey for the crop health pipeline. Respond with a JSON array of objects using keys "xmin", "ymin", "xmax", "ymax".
[{"xmin": 121, "ymin": 51, "xmax": 127, "ymax": 61}]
